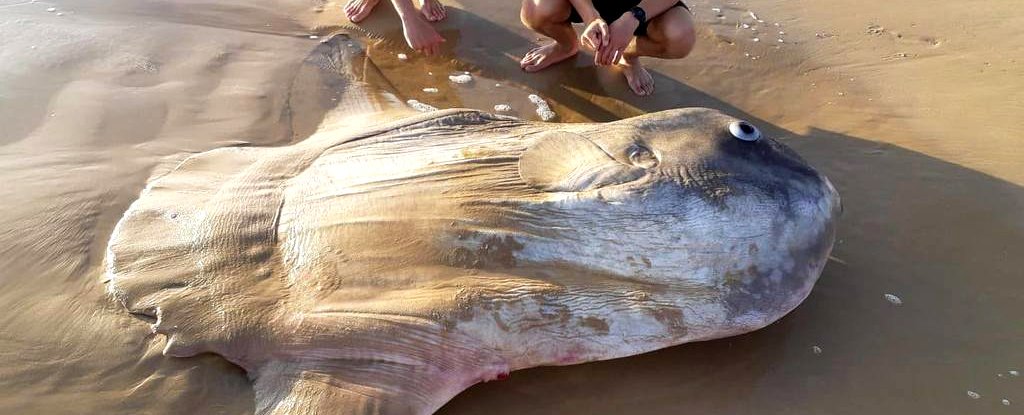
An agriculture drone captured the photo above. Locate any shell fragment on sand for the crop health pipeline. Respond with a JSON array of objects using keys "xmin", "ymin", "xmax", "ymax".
[
  {"xmin": 406, "ymin": 99, "xmax": 438, "ymax": 112},
  {"xmin": 397, "ymin": 53, "xmax": 408, "ymax": 60},
  {"xmin": 527, "ymin": 94, "xmax": 556, "ymax": 121},
  {"xmin": 422, "ymin": 88, "xmax": 439, "ymax": 93},
  {"xmin": 448, "ymin": 73, "xmax": 473, "ymax": 84},
  {"xmin": 493, "ymin": 104, "xmax": 512, "ymax": 112},
  {"xmin": 967, "ymin": 391, "xmax": 981, "ymax": 399},
  {"xmin": 883, "ymin": 293, "xmax": 902, "ymax": 305}
]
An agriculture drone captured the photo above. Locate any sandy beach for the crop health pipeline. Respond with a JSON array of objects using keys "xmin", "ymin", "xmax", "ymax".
[{"xmin": 1, "ymin": 0, "xmax": 1022, "ymax": 413}]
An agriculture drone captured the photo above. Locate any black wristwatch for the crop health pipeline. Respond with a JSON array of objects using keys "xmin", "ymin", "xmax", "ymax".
[{"xmin": 629, "ymin": 6, "xmax": 647, "ymax": 26}]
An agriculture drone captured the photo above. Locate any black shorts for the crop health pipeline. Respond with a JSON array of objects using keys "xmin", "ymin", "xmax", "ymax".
[{"xmin": 569, "ymin": 1, "xmax": 690, "ymax": 37}]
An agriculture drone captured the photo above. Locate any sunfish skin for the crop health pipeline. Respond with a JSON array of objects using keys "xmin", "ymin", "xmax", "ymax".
[{"xmin": 105, "ymin": 106, "xmax": 839, "ymax": 415}]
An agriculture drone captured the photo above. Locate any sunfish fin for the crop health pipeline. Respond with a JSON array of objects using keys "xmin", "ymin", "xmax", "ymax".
[
  {"xmin": 519, "ymin": 131, "xmax": 644, "ymax": 192},
  {"xmin": 252, "ymin": 356, "xmax": 501, "ymax": 415},
  {"xmin": 249, "ymin": 313, "xmax": 509, "ymax": 415}
]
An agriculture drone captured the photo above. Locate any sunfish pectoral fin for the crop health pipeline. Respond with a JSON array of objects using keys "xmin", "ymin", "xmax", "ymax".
[
  {"xmin": 252, "ymin": 359, "xmax": 484, "ymax": 415},
  {"xmin": 519, "ymin": 131, "xmax": 645, "ymax": 192}
]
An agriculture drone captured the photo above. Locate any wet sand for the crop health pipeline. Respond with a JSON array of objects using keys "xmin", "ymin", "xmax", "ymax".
[{"xmin": 1, "ymin": 0, "xmax": 1022, "ymax": 414}]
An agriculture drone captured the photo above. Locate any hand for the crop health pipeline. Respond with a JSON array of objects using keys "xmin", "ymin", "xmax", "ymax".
[
  {"xmin": 401, "ymin": 15, "xmax": 445, "ymax": 55},
  {"xmin": 580, "ymin": 18, "xmax": 609, "ymax": 52},
  {"xmin": 596, "ymin": 13, "xmax": 640, "ymax": 66}
]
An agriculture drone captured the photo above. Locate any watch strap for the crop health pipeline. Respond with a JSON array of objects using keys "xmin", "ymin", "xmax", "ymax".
[{"xmin": 629, "ymin": 6, "xmax": 647, "ymax": 26}]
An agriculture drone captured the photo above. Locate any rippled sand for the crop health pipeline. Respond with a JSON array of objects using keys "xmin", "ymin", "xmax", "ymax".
[{"xmin": 1, "ymin": 0, "xmax": 1021, "ymax": 413}]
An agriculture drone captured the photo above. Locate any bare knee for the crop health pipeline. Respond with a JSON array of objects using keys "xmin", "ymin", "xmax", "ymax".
[
  {"xmin": 662, "ymin": 24, "xmax": 696, "ymax": 58},
  {"xmin": 647, "ymin": 9, "xmax": 697, "ymax": 59},
  {"xmin": 521, "ymin": 0, "xmax": 571, "ymax": 31}
]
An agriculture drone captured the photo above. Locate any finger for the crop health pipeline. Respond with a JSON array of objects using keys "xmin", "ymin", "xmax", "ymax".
[
  {"xmin": 600, "ymin": 23, "xmax": 610, "ymax": 47},
  {"xmin": 598, "ymin": 46, "xmax": 611, "ymax": 65},
  {"xmin": 603, "ymin": 45, "xmax": 616, "ymax": 65}
]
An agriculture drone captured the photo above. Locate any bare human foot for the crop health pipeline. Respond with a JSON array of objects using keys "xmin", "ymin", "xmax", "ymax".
[
  {"xmin": 344, "ymin": 0, "xmax": 380, "ymax": 23},
  {"xmin": 401, "ymin": 13, "xmax": 445, "ymax": 55},
  {"xmin": 419, "ymin": 0, "xmax": 446, "ymax": 22},
  {"xmin": 619, "ymin": 56, "xmax": 654, "ymax": 96},
  {"xmin": 520, "ymin": 41, "xmax": 579, "ymax": 73}
]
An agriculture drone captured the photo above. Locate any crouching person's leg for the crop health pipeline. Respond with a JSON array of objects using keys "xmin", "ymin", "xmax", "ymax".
[
  {"xmin": 620, "ymin": 6, "xmax": 696, "ymax": 95},
  {"xmin": 520, "ymin": 0, "xmax": 580, "ymax": 72}
]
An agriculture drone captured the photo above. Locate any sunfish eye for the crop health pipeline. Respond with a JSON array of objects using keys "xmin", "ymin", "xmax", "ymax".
[
  {"xmin": 729, "ymin": 121, "xmax": 761, "ymax": 142},
  {"xmin": 627, "ymin": 145, "xmax": 659, "ymax": 168}
]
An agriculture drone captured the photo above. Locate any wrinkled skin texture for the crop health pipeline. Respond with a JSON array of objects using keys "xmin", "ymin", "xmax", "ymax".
[{"xmin": 105, "ymin": 36, "xmax": 840, "ymax": 415}]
